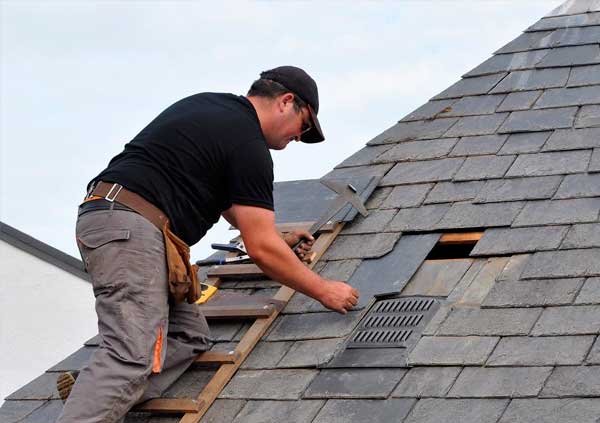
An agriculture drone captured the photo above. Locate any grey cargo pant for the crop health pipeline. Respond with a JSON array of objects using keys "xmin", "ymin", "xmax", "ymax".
[{"xmin": 57, "ymin": 208, "xmax": 211, "ymax": 423}]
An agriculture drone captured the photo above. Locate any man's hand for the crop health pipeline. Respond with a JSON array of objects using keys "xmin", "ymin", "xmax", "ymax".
[
  {"xmin": 282, "ymin": 230, "xmax": 314, "ymax": 262},
  {"xmin": 317, "ymin": 279, "xmax": 360, "ymax": 314}
]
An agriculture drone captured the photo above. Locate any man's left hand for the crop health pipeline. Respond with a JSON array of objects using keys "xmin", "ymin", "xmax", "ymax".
[{"xmin": 282, "ymin": 230, "xmax": 314, "ymax": 262}]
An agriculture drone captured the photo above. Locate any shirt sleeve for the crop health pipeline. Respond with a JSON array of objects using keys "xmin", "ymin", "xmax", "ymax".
[{"xmin": 226, "ymin": 138, "xmax": 274, "ymax": 210}]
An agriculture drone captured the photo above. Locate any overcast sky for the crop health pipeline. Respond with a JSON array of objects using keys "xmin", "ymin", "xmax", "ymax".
[{"xmin": 0, "ymin": 0, "xmax": 563, "ymax": 262}]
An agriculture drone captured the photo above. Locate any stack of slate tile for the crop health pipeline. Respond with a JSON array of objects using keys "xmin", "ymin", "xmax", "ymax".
[{"xmin": 3, "ymin": 0, "xmax": 600, "ymax": 422}]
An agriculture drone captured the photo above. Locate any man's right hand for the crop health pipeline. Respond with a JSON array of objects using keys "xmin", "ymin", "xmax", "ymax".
[{"xmin": 318, "ymin": 279, "xmax": 359, "ymax": 314}]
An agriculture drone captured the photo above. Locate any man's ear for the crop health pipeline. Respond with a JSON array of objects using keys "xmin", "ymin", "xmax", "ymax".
[{"xmin": 278, "ymin": 93, "xmax": 295, "ymax": 112}]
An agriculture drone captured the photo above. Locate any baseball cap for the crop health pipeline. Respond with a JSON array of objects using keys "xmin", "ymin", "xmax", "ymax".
[{"xmin": 260, "ymin": 65, "xmax": 325, "ymax": 143}]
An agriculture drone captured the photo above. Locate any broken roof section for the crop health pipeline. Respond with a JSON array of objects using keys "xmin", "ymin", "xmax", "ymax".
[{"xmin": 3, "ymin": 0, "xmax": 600, "ymax": 421}]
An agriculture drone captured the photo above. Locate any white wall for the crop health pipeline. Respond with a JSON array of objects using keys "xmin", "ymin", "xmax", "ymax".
[{"xmin": 0, "ymin": 240, "xmax": 97, "ymax": 404}]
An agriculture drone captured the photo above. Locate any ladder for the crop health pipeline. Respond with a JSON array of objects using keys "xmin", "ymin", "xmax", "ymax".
[{"xmin": 132, "ymin": 221, "xmax": 344, "ymax": 422}]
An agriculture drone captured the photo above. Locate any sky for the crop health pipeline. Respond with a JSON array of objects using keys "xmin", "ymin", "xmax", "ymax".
[{"xmin": 0, "ymin": 0, "xmax": 563, "ymax": 262}]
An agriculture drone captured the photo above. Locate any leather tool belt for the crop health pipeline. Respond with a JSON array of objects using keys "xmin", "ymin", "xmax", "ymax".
[{"xmin": 85, "ymin": 181, "xmax": 201, "ymax": 304}]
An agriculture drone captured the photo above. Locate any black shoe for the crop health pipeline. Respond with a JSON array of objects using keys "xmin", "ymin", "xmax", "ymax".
[{"xmin": 56, "ymin": 371, "xmax": 79, "ymax": 402}]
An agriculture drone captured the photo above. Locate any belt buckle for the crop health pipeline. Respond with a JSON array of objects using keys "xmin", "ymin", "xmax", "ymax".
[{"xmin": 105, "ymin": 183, "xmax": 123, "ymax": 202}]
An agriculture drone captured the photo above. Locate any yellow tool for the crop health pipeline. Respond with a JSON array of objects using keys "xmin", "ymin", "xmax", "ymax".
[{"xmin": 195, "ymin": 283, "xmax": 218, "ymax": 304}]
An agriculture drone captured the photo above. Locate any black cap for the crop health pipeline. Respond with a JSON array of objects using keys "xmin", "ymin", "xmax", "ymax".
[{"xmin": 260, "ymin": 65, "xmax": 325, "ymax": 143}]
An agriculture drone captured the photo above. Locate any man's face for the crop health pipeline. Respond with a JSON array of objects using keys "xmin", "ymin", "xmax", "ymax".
[{"xmin": 264, "ymin": 94, "xmax": 312, "ymax": 150}]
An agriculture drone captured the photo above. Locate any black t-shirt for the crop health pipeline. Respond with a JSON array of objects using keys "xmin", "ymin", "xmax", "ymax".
[{"xmin": 92, "ymin": 93, "xmax": 274, "ymax": 245}]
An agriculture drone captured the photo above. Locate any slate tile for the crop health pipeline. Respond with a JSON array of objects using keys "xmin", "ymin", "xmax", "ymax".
[
  {"xmin": 497, "ymin": 131, "xmax": 551, "ymax": 155},
  {"xmin": 534, "ymin": 86, "xmax": 600, "ymax": 109},
  {"xmin": 435, "ymin": 201, "xmax": 524, "ymax": 229},
  {"xmin": 231, "ymin": 400, "xmax": 323, "ymax": 423},
  {"xmin": 536, "ymin": 44, "xmax": 600, "ymax": 67},
  {"xmin": 391, "ymin": 366, "xmax": 461, "ymax": 398},
  {"xmin": 319, "ymin": 259, "xmax": 362, "ymax": 282},
  {"xmin": 530, "ymin": 12, "xmax": 600, "ymax": 31},
  {"xmin": 453, "ymin": 155, "xmax": 515, "ymax": 180},
  {"xmin": 283, "ymin": 291, "xmax": 322, "ymax": 314},
  {"xmin": 402, "ymin": 259, "xmax": 472, "ymax": 296},
  {"xmin": 449, "ymin": 134, "xmax": 508, "ymax": 156},
  {"xmin": 531, "ymin": 305, "xmax": 600, "ymax": 335},
  {"xmin": 5, "ymin": 373, "xmax": 59, "ymax": 400},
  {"xmin": 541, "ymin": 366, "xmax": 600, "ymax": 397},
  {"xmin": 312, "ymin": 399, "xmax": 415, "ymax": 423},
  {"xmin": 522, "ymin": 248, "xmax": 600, "ymax": 279},
  {"xmin": 220, "ymin": 369, "xmax": 318, "ymax": 400},
  {"xmin": 400, "ymin": 99, "xmax": 456, "ymax": 122},
  {"xmin": 555, "ymin": 173, "xmax": 600, "ymax": 198},
  {"xmin": 506, "ymin": 150, "xmax": 591, "ymax": 177},
  {"xmin": 475, "ymin": 175, "xmax": 562, "ymax": 203},
  {"xmin": 439, "ymin": 307, "xmax": 542, "ymax": 336},
  {"xmin": 323, "ymin": 163, "xmax": 392, "ymax": 180},
  {"xmin": 576, "ymin": 104, "xmax": 600, "ymax": 128},
  {"xmin": 366, "ymin": 119, "xmax": 458, "ymax": 145},
  {"xmin": 0, "ymin": 400, "xmax": 63, "ymax": 423},
  {"xmin": 407, "ymin": 336, "xmax": 499, "ymax": 366},
  {"xmin": 321, "ymin": 233, "xmax": 401, "ymax": 260},
  {"xmin": 347, "ymin": 234, "xmax": 440, "ymax": 307},
  {"xmin": 495, "ymin": 30, "xmax": 554, "ymax": 54},
  {"xmin": 515, "ymin": 199, "xmax": 600, "ymax": 227},
  {"xmin": 548, "ymin": 26, "xmax": 600, "ymax": 48},
  {"xmin": 84, "ymin": 334, "xmax": 101, "ymax": 346},
  {"xmin": 546, "ymin": 0, "xmax": 600, "ymax": 17},
  {"xmin": 490, "ymin": 68, "xmax": 570, "ymax": 93},
  {"xmin": 498, "ymin": 107, "xmax": 578, "ymax": 133},
  {"xmin": 341, "ymin": 209, "xmax": 397, "ymax": 235},
  {"xmin": 432, "ymin": 73, "xmax": 507, "ymax": 100},
  {"xmin": 588, "ymin": 337, "xmax": 600, "ymax": 363},
  {"xmin": 444, "ymin": 113, "xmax": 509, "ymax": 137},
  {"xmin": 424, "ymin": 181, "xmax": 484, "ymax": 204},
  {"xmin": 277, "ymin": 338, "xmax": 343, "ymax": 368},
  {"xmin": 380, "ymin": 183, "xmax": 432, "ymax": 209},
  {"xmin": 496, "ymin": 90, "xmax": 543, "ymax": 112},
  {"xmin": 388, "ymin": 204, "xmax": 451, "ymax": 231},
  {"xmin": 404, "ymin": 398, "xmax": 508, "ymax": 423},
  {"xmin": 240, "ymin": 341, "xmax": 292, "ymax": 369},
  {"xmin": 448, "ymin": 366, "xmax": 552, "ymax": 398},
  {"xmin": 568, "ymin": 64, "xmax": 600, "ymax": 86},
  {"xmin": 380, "ymin": 157, "xmax": 464, "ymax": 186},
  {"xmin": 443, "ymin": 94, "xmax": 506, "ymax": 116},
  {"xmin": 162, "ymin": 366, "xmax": 215, "ymax": 398},
  {"xmin": 591, "ymin": 148, "xmax": 600, "ymax": 172},
  {"xmin": 576, "ymin": 277, "xmax": 600, "ymax": 304},
  {"xmin": 483, "ymin": 278, "xmax": 584, "ymax": 308},
  {"xmin": 47, "ymin": 346, "xmax": 96, "ymax": 372},
  {"xmin": 471, "ymin": 226, "xmax": 568, "ymax": 255},
  {"xmin": 375, "ymin": 138, "xmax": 457, "ymax": 163},
  {"xmin": 496, "ymin": 254, "xmax": 531, "ymax": 282},
  {"xmin": 365, "ymin": 186, "xmax": 392, "ymax": 209},
  {"xmin": 487, "ymin": 335, "xmax": 595, "ymax": 366},
  {"xmin": 334, "ymin": 145, "xmax": 392, "ymax": 169},
  {"xmin": 456, "ymin": 257, "xmax": 511, "ymax": 307},
  {"xmin": 200, "ymin": 399, "xmax": 246, "ymax": 423},
  {"xmin": 267, "ymin": 311, "xmax": 361, "ymax": 341},
  {"xmin": 466, "ymin": 51, "xmax": 550, "ymax": 77},
  {"xmin": 500, "ymin": 398, "xmax": 600, "ymax": 423},
  {"xmin": 303, "ymin": 368, "xmax": 406, "ymax": 399},
  {"xmin": 543, "ymin": 128, "xmax": 600, "ymax": 151},
  {"xmin": 209, "ymin": 321, "xmax": 245, "ymax": 342},
  {"xmin": 325, "ymin": 346, "xmax": 408, "ymax": 368}
]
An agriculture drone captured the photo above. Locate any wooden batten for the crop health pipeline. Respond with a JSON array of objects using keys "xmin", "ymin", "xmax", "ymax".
[
  {"xmin": 438, "ymin": 232, "xmax": 483, "ymax": 245},
  {"xmin": 133, "ymin": 399, "xmax": 202, "ymax": 414}
]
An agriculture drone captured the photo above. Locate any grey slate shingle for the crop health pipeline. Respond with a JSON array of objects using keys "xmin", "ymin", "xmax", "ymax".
[
  {"xmin": 529, "ymin": 11, "xmax": 600, "ymax": 31},
  {"xmin": 498, "ymin": 107, "xmax": 578, "ymax": 133},
  {"xmin": 496, "ymin": 90, "xmax": 542, "ymax": 112},
  {"xmin": 367, "ymin": 119, "xmax": 458, "ymax": 145},
  {"xmin": 543, "ymin": 128, "xmax": 600, "ymax": 151},
  {"xmin": 496, "ymin": 254, "xmax": 531, "ymax": 281},
  {"xmin": 449, "ymin": 134, "xmax": 508, "ymax": 156},
  {"xmin": 319, "ymin": 259, "xmax": 362, "ymax": 282},
  {"xmin": 541, "ymin": 366, "xmax": 600, "ymax": 397},
  {"xmin": 322, "ymin": 233, "xmax": 401, "ymax": 260},
  {"xmin": 534, "ymin": 85, "xmax": 600, "ymax": 108},
  {"xmin": 404, "ymin": 399, "xmax": 508, "ymax": 423},
  {"xmin": 220, "ymin": 370, "xmax": 318, "ymax": 400},
  {"xmin": 266, "ymin": 311, "xmax": 362, "ymax": 341},
  {"xmin": 407, "ymin": 336, "xmax": 499, "ymax": 366},
  {"xmin": 474, "ymin": 175, "xmax": 562, "ymax": 203},
  {"xmin": 490, "ymin": 68, "xmax": 570, "ymax": 93},
  {"xmin": 453, "ymin": 155, "xmax": 515, "ymax": 180},
  {"xmin": 380, "ymin": 157, "xmax": 464, "ymax": 186},
  {"xmin": 448, "ymin": 366, "xmax": 552, "ymax": 398},
  {"xmin": 424, "ymin": 181, "xmax": 484, "ymax": 204},
  {"xmin": 506, "ymin": 150, "xmax": 591, "ymax": 177},
  {"xmin": 471, "ymin": 226, "xmax": 568, "ymax": 255},
  {"xmin": 495, "ymin": 30, "xmax": 554, "ymax": 54},
  {"xmin": 568, "ymin": 63, "xmax": 600, "ymax": 86},
  {"xmin": 531, "ymin": 305, "xmax": 600, "ymax": 335},
  {"xmin": 546, "ymin": 26, "xmax": 600, "ymax": 48},
  {"xmin": 380, "ymin": 183, "xmax": 432, "ymax": 209},
  {"xmin": 500, "ymin": 398, "xmax": 600, "ymax": 423},
  {"xmin": 400, "ymin": 99, "xmax": 456, "ymax": 122},
  {"xmin": 535, "ymin": 44, "xmax": 600, "ymax": 67},
  {"xmin": 590, "ymin": 148, "xmax": 600, "ymax": 171},
  {"xmin": 388, "ymin": 204, "xmax": 451, "ymax": 231},
  {"xmin": 432, "ymin": 73, "xmax": 507, "ymax": 100},
  {"xmin": 341, "ymin": 209, "xmax": 397, "ymax": 235},
  {"xmin": 444, "ymin": 114, "xmax": 509, "ymax": 137},
  {"xmin": 482, "ymin": 277, "xmax": 585, "ymax": 308},
  {"xmin": 437, "ymin": 307, "xmax": 542, "ymax": 336},
  {"xmin": 391, "ymin": 367, "xmax": 461, "ymax": 398},
  {"xmin": 576, "ymin": 104, "xmax": 600, "ymax": 128},
  {"xmin": 435, "ymin": 201, "xmax": 524, "ymax": 229},
  {"xmin": 555, "ymin": 173, "xmax": 600, "ymax": 198},
  {"xmin": 521, "ymin": 248, "xmax": 600, "ymax": 279},
  {"xmin": 588, "ymin": 337, "xmax": 600, "ymax": 364},
  {"xmin": 375, "ymin": 138, "xmax": 457, "ymax": 162},
  {"xmin": 497, "ymin": 131, "xmax": 551, "ymax": 155},
  {"xmin": 201, "ymin": 399, "xmax": 246, "ymax": 423},
  {"xmin": 465, "ymin": 51, "xmax": 550, "ymax": 77},
  {"xmin": 324, "ymin": 347, "xmax": 408, "ymax": 369},
  {"xmin": 231, "ymin": 400, "xmax": 323, "ymax": 423},
  {"xmin": 442, "ymin": 94, "xmax": 506, "ymax": 116},
  {"xmin": 303, "ymin": 369, "xmax": 406, "ymax": 399},
  {"xmin": 312, "ymin": 399, "xmax": 416, "ymax": 423},
  {"xmin": 324, "ymin": 163, "xmax": 392, "ymax": 180},
  {"xmin": 402, "ymin": 259, "xmax": 472, "ymax": 297},
  {"xmin": 241, "ymin": 341, "xmax": 292, "ymax": 370},
  {"xmin": 513, "ymin": 198, "xmax": 600, "ymax": 226},
  {"xmin": 487, "ymin": 335, "xmax": 596, "ymax": 366},
  {"xmin": 0, "ymin": 400, "xmax": 62, "ymax": 423},
  {"xmin": 546, "ymin": 0, "xmax": 600, "ymax": 18},
  {"xmin": 277, "ymin": 338, "xmax": 343, "ymax": 368},
  {"xmin": 576, "ymin": 277, "xmax": 600, "ymax": 304},
  {"xmin": 365, "ymin": 186, "xmax": 392, "ymax": 209},
  {"xmin": 334, "ymin": 145, "xmax": 392, "ymax": 168}
]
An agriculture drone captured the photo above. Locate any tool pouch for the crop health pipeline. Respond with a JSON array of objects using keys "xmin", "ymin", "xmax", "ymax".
[{"xmin": 163, "ymin": 224, "xmax": 201, "ymax": 304}]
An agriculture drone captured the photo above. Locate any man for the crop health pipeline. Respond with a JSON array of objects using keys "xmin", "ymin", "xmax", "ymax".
[{"xmin": 56, "ymin": 66, "xmax": 360, "ymax": 423}]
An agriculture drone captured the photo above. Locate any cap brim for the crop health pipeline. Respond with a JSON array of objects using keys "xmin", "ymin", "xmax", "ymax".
[{"xmin": 301, "ymin": 105, "xmax": 325, "ymax": 143}]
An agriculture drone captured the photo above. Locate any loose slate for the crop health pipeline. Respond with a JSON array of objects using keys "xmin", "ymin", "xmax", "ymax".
[
  {"xmin": 266, "ymin": 311, "xmax": 362, "ymax": 341},
  {"xmin": 347, "ymin": 234, "xmax": 440, "ymax": 307},
  {"xmin": 471, "ymin": 226, "xmax": 568, "ymax": 255},
  {"xmin": 322, "ymin": 233, "xmax": 401, "ymax": 260}
]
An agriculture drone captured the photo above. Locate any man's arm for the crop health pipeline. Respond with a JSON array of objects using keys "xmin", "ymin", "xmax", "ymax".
[{"xmin": 223, "ymin": 204, "xmax": 359, "ymax": 314}]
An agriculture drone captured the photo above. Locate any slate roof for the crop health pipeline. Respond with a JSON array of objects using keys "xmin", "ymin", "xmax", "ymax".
[{"xmin": 3, "ymin": 1, "xmax": 600, "ymax": 422}]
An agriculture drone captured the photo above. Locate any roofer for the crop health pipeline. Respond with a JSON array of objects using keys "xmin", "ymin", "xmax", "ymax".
[{"xmin": 56, "ymin": 66, "xmax": 360, "ymax": 423}]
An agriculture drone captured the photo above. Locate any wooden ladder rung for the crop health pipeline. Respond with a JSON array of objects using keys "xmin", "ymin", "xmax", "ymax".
[
  {"xmin": 133, "ymin": 398, "xmax": 202, "ymax": 414},
  {"xmin": 201, "ymin": 304, "xmax": 277, "ymax": 319},
  {"xmin": 207, "ymin": 263, "xmax": 264, "ymax": 278},
  {"xmin": 195, "ymin": 350, "xmax": 240, "ymax": 364}
]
